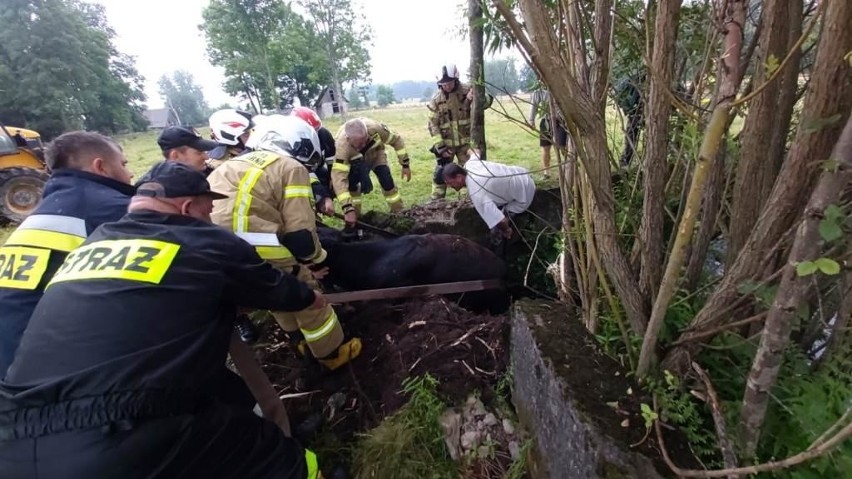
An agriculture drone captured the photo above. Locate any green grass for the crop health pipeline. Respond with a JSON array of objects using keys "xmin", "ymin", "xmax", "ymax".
[
  {"xmin": 109, "ymin": 102, "xmax": 551, "ymax": 220},
  {"xmin": 0, "ymin": 100, "xmax": 607, "ymax": 236}
]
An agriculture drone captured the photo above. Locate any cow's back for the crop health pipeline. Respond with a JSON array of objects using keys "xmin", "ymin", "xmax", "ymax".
[{"xmin": 322, "ymin": 232, "xmax": 509, "ymax": 313}]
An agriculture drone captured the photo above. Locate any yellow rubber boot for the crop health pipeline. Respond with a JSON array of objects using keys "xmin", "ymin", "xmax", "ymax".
[{"xmin": 317, "ymin": 338, "xmax": 362, "ymax": 371}]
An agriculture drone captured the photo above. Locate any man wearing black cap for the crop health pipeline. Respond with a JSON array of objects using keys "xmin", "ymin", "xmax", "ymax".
[
  {"xmin": 0, "ymin": 162, "xmax": 326, "ymax": 478},
  {"xmin": 157, "ymin": 125, "xmax": 219, "ymax": 173}
]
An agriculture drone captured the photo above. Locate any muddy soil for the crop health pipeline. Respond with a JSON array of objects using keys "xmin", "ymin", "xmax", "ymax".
[{"xmin": 256, "ymin": 297, "xmax": 509, "ymax": 439}]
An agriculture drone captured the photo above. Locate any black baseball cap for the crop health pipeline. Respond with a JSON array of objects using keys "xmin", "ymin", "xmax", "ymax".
[
  {"xmin": 157, "ymin": 126, "xmax": 219, "ymax": 152},
  {"xmin": 136, "ymin": 161, "xmax": 228, "ymax": 200}
]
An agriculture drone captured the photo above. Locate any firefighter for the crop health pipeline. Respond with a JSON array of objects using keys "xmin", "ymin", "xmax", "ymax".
[
  {"xmin": 207, "ymin": 108, "xmax": 254, "ymax": 170},
  {"xmin": 331, "ymin": 117, "xmax": 410, "ymax": 226},
  {"xmin": 0, "ymin": 162, "xmax": 324, "ymax": 478},
  {"xmin": 0, "ymin": 131, "xmax": 135, "ymax": 375},
  {"xmin": 427, "ymin": 63, "xmax": 493, "ymax": 199},
  {"xmin": 290, "ymin": 107, "xmax": 337, "ymax": 216},
  {"xmin": 155, "ymin": 125, "xmax": 219, "ymax": 173},
  {"xmin": 207, "ymin": 115, "xmax": 361, "ymax": 370}
]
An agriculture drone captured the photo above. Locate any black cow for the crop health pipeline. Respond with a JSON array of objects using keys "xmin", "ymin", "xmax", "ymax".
[{"xmin": 317, "ymin": 228, "xmax": 509, "ymax": 314}]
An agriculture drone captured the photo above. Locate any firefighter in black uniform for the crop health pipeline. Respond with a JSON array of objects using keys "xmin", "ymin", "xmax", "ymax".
[{"xmin": 0, "ymin": 162, "xmax": 325, "ymax": 478}]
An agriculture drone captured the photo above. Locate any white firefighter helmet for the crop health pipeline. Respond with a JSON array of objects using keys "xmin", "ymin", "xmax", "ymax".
[
  {"xmin": 437, "ymin": 63, "xmax": 460, "ymax": 84},
  {"xmin": 245, "ymin": 114, "xmax": 322, "ymax": 170},
  {"xmin": 208, "ymin": 109, "xmax": 254, "ymax": 146}
]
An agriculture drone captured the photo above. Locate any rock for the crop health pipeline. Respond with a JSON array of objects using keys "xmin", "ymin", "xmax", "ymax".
[
  {"xmin": 483, "ymin": 413, "xmax": 499, "ymax": 427},
  {"xmin": 508, "ymin": 441, "xmax": 521, "ymax": 461},
  {"xmin": 471, "ymin": 399, "xmax": 487, "ymax": 418},
  {"xmin": 502, "ymin": 418, "xmax": 515, "ymax": 435},
  {"xmin": 460, "ymin": 430, "xmax": 481, "ymax": 451},
  {"xmin": 439, "ymin": 409, "xmax": 462, "ymax": 461}
]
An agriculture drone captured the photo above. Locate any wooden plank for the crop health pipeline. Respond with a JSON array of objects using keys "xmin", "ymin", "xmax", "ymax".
[{"xmin": 322, "ymin": 279, "xmax": 504, "ymax": 304}]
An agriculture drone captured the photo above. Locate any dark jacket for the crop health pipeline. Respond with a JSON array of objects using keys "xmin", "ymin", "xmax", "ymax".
[
  {"xmin": 0, "ymin": 169, "xmax": 134, "ymax": 374},
  {"xmin": 0, "ymin": 211, "xmax": 315, "ymax": 440}
]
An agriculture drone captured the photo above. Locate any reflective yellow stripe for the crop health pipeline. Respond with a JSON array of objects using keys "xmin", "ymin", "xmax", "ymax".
[
  {"xmin": 337, "ymin": 192, "xmax": 352, "ymax": 204},
  {"xmin": 0, "ymin": 246, "xmax": 50, "ymax": 290},
  {"xmin": 283, "ymin": 185, "xmax": 312, "ymax": 199},
  {"xmin": 49, "ymin": 239, "xmax": 179, "ymax": 286},
  {"xmin": 5, "ymin": 229, "xmax": 85, "ymax": 253},
  {"xmin": 305, "ymin": 449, "xmax": 319, "ymax": 479},
  {"xmin": 396, "ymin": 148, "xmax": 407, "ymax": 157},
  {"xmin": 235, "ymin": 232, "xmax": 294, "ymax": 260},
  {"xmin": 309, "ymin": 173, "xmax": 319, "ymax": 185},
  {"xmin": 312, "ymin": 248, "xmax": 327, "ymax": 264},
  {"xmin": 302, "ymin": 309, "xmax": 339, "ymax": 342},
  {"xmin": 457, "ymin": 119, "xmax": 471, "ymax": 126},
  {"xmin": 233, "ymin": 168, "xmax": 264, "ymax": 233},
  {"xmin": 238, "ymin": 151, "xmax": 280, "ymax": 169},
  {"xmin": 332, "ymin": 162, "xmax": 350, "ymax": 173},
  {"xmin": 256, "ymin": 246, "xmax": 294, "ymax": 260},
  {"xmin": 386, "ymin": 132, "xmax": 396, "ymax": 144},
  {"xmin": 384, "ymin": 192, "xmax": 402, "ymax": 203}
]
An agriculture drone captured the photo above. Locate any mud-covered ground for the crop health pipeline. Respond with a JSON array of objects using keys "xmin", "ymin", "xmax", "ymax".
[{"xmin": 255, "ymin": 297, "xmax": 509, "ymax": 439}]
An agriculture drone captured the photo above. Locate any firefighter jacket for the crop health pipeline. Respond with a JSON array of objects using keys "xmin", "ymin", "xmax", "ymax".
[
  {"xmin": 207, "ymin": 150, "xmax": 326, "ymax": 268},
  {"xmin": 0, "ymin": 210, "xmax": 316, "ymax": 440},
  {"xmin": 206, "ymin": 144, "xmax": 248, "ymax": 172},
  {"xmin": 0, "ymin": 169, "xmax": 134, "ymax": 374},
  {"xmin": 427, "ymin": 82, "xmax": 493, "ymax": 150},
  {"xmin": 330, "ymin": 118, "xmax": 408, "ymax": 210}
]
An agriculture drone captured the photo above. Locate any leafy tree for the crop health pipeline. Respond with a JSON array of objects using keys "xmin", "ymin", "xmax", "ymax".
[
  {"xmin": 347, "ymin": 85, "xmax": 370, "ymax": 109},
  {"xmin": 483, "ymin": 58, "xmax": 519, "ymax": 96},
  {"xmin": 518, "ymin": 64, "xmax": 538, "ymax": 92},
  {"xmin": 201, "ymin": 0, "xmax": 328, "ymax": 112},
  {"xmin": 158, "ymin": 71, "xmax": 208, "ymax": 126},
  {"xmin": 376, "ymin": 85, "xmax": 396, "ymax": 107},
  {"xmin": 0, "ymin": 0, "xmax": 147, "ymax": 139},
  {"xmin": 299, "ymin": 0, "xmax": 373, "ymax": 115}
]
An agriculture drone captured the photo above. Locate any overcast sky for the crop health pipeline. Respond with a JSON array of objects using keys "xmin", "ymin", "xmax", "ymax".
[{"xmin": 94, "ymin": 0, "xmax": 485, "ymax": 109}]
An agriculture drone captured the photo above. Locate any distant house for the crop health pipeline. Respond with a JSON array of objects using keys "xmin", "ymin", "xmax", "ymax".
[
  {"xmin": 142, "ymin": 108, "xmax": 180, "ymax": 129},
  {"xmin": 313, "ymin": 87, "xmax": 349, "ymax": 119}
]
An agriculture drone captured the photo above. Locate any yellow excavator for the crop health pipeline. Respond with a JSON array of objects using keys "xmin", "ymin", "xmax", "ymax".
[{"xmin": 0, "ymin": 124, "xmax": 49, "ymax": 224}]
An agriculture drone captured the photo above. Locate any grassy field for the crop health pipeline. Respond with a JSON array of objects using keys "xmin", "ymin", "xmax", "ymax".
[
  {"xmin": 2, "ymin": 99, "xmax": 632, "ymax": 239},
  {"xmin": 119, "ymin": 101, "xmax": 553, "ymax": 213}
]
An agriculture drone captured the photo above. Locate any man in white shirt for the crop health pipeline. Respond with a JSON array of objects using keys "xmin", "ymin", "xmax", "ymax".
[{"xmin": 442, "ymin": 151, "xmax": 536, "ymax": 239}]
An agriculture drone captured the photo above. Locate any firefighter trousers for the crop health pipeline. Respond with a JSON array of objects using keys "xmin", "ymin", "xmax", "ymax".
[
  {"xmin": 270, "ymin": 264, "xmax": 344, "ymax": 360},
  {"xmin": 349, "ymin": 149, "xmax": 403, "ymax": 212},
  {"xmin": 0, "ymin": 402, "xmax": 319, "ymax": 479}
]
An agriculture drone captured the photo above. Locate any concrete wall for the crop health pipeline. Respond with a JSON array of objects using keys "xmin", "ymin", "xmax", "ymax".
[{"xmin": 511, "ymin": 299, "xmax": 667, "ymax": 479}]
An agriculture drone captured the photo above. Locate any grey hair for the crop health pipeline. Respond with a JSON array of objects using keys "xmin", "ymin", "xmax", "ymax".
[{"xmin": 343, "ymin": 118, "xmax": 367, "ymax": 140}]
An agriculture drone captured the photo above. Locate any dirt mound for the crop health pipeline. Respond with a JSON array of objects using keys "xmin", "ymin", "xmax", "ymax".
[{"xmin": 257, "ymin": 297, "xmax": 509, "ymax": 434}]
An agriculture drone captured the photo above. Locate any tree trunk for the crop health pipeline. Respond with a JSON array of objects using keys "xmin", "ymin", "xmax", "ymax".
[
  {"xmin": 684, "ymin": 137, "xmax": 727, "ymax": 291},
  {"xmin": 640, "ymin": 0, "xmax": 682, "ymax": 300},
  {"xmin": 493, "ymin": 0, "xmax": 649, "ymax": 335},
  {"xmin": 469, "ymin": 0, "xmax": 487, "ymax": 159},
  {"xmin": 636, "ymin": 0, "xmax": 747, "ymax": 377},
  {"xmin": 664, "ymin": 0, "xmax": 852, "ymax": 375},
  {"xmin": 739, "ymin": 112, "xmax": 852, "ymax": 458},
  {"xmin": 728, "ymin": 0, "xmax": 798, "ymax": 263}
]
